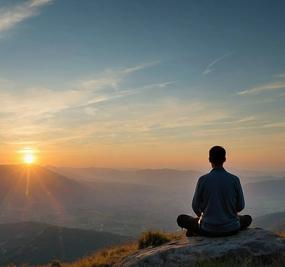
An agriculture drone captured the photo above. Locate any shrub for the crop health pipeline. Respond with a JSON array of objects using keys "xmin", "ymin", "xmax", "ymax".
[
  {"xmin": 138, "ymin": 231, "xmax": 171, "ymax": 249},
  {"xmin": 50, "ymin": 261, "xmax": 62, "ymax": 267}
]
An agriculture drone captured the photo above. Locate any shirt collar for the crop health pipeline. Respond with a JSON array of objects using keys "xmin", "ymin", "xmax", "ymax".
[{"xmin": 211, "ymin": 167, "xmax": 225, "ymax": 172}]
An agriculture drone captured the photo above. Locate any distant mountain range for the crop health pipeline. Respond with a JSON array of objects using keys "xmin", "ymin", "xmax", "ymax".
[
  {"xmin": 242, "ymin": 179, "xmax": 285, "ymax": 217},
  {"xmin": 48, "ymin": 166, "xmax": 201, "ymax": 187},
  {"xmin": 0, "ymin": 221, "xmax": 129, "ymax": 265},
  {"xmin": 253, "ymin": 211, "xmax": 285, "ymax": 233},
  {"xmin": 244, "ymin": 179, "xmax": 285, "ymax": 196},
  {"xmin": 48, "ymin": 166, "xmax": 285, "ymax": 184},
  {"xmin": 0, "ymin": 165, "xmax": 284, "ymax": 237}
]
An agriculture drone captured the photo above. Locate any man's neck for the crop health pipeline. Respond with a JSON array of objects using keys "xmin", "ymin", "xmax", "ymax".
[{"xmin": 212, "ymin": 165, "xmax": 224, "ymax": 170}]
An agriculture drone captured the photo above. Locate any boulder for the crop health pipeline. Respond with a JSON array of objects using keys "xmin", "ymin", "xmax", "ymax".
[{"xmin": 117, "ymin": 228, "xmax": 285, "ymax": 266}]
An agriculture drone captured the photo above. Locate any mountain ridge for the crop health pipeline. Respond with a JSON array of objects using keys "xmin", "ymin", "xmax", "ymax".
[{"xmin": 0, "ymin": 221, "xmax": 130, "ymax": 265}]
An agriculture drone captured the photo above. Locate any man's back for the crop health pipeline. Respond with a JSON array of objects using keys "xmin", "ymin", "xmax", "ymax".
[{"xmin": 192, "ymin": 167, "xmax": 245, "ymax": 233}]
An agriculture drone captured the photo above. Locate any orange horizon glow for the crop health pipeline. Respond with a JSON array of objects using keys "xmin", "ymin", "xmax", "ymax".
[{"xmin": 0, "ymin": 143, "xmax": 282, "ymax": 172}]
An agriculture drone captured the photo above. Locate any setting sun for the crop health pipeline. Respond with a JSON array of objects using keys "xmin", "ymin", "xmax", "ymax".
[
  {"xmin": 19, "ymin": 148, "xmax": 37, "ymax": 165},
  {"xmin": 23, "ymin": 153, "xmax": 35, "ymax": 164}
]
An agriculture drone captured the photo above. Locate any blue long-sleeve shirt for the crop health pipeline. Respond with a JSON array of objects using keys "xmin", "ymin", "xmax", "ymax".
[{"xmin": 192, "ymin": 167, "xmax": 245, "ymax": 233}]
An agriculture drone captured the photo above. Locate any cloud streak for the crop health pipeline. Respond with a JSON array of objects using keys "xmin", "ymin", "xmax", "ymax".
[
  {"xmin": 0, "ymin": 62, "xmax": 164, "ymax": 119},
  {"xmin": 203, "ymin": 52, "xmax": 233, "ymax": 75},
  {"xmin": 0, "ymin": 62, "xmax": 170, "ymax": 143},
  {"xmin": 238, "ymin": 81, "xmax": 285, "ymax": 95},
  {"xmin": 0, "ymin": 0, "xmax": 52, "ymax": 34},
  {"xmin": 78, "ymin": 61, "xmax": 160, "ymax": 91}
]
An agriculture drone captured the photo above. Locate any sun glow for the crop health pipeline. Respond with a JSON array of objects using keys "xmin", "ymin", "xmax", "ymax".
[
  {"xmin": 23, "ymin": 153, "xmax": 35, "ymax": 164},
  {"xmin": 19, "ymin": 148, "xmax": 37, "ymax": 165}
]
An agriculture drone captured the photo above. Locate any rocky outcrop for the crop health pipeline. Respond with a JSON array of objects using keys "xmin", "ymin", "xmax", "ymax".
[{"xmin": 117, "ymin": 228, "xmax": 285, "ymax": 266}]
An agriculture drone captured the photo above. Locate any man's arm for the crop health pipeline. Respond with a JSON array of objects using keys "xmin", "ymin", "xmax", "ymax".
[
  {"xmin": 236, "ymin": 178, "xmax": 245, "ymax": 212},
  {"xmin": 192, "ymin": 178, "xmax": 202, "ymax": 217}
]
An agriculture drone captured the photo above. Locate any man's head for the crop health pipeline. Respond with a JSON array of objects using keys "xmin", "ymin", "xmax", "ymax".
[{"xmin": 209, "ymin": 146, "xmax": 226, "ymax": 167}]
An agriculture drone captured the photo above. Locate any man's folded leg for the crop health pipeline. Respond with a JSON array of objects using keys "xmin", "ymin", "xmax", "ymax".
[{"xmin": 177, "ymin": 214, "xmax": 200, "ymax": 236}]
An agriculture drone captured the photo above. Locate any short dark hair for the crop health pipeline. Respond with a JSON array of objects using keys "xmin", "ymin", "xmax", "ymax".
[{"xmin": 209, "ymin": 146, "xmax": 226, "ymax": 165}]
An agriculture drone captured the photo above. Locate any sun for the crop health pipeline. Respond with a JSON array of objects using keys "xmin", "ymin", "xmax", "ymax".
[
  {"xmin": 23, "ymin": 153, "xmax": 35, "ymax": 164},
  {"xmin": 20, "ymin": 148, "xmax": 37, "ymax": 165}
]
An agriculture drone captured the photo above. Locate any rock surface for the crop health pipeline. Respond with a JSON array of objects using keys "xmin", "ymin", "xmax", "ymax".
[{"xmin": 117, "ymin": 228, "xmax": 285, "ymax": 267}]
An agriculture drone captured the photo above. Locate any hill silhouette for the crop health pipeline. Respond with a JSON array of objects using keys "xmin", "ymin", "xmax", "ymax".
[
  {"xmin": 0, "ymin": 164, "xmax": 89, "ymax": 224},
  {"xmin": 0, "ymin": 221, "xmax": 129, "ymax": 265}
]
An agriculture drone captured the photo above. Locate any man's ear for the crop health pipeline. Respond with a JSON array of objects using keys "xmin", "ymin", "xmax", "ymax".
[{"xmin": 224, "ymin": 157, "xmax": 227, "ymax": 163}]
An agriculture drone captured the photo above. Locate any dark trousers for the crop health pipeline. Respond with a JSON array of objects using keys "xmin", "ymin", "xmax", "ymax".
[{"xmin": 177, "ymin": 214, "xmax": 252, "ymax": 237}]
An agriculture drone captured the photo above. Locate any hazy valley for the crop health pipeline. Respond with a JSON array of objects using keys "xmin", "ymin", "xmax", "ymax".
[{"xmin": 0, "ymin": 165, "xmax": 284, "ymax": 264}]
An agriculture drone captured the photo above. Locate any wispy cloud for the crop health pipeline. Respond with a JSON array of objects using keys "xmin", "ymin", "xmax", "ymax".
[
  {"xmin": 0, "ymin": 62, "xmax": 171, "ymax": 144},
  {"xmin": 262, "ymin": 121, "xmax": 285, "ymax": 128},
  {"xmin": 235, "ymin": 116, "xmax": 255, "ymax": 123},
  {"xmin": 203, "ymin": 52, "xmax": 233, "ymax": 75},
  {"xmin": 120, "ymin": 61, "xmax": 160, "ymax": 74},
  {"xmin": 238, "ymin": 81, "xmax": 285, "ymax": 95},
  {"xmin": 78, "ymin": 61, "xmax": 160, "ymax": 91},
  {"xmin": 0, "ymin": 62, "xmax": 157, "ymax": 119},
  {"xmin": 0, "ymin": 0, "xmax": 52, "ymax": 34}
]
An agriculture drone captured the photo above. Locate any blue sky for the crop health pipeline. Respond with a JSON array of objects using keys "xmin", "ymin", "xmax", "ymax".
[{"xmin": 0, "ymin": 0, "xmax": 285, "ymax": 169}]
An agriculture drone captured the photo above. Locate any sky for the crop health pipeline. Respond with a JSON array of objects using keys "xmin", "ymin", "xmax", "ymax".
[{"xmin": 0, "ymin": 0, "xmax": 284, "ymax": 171}]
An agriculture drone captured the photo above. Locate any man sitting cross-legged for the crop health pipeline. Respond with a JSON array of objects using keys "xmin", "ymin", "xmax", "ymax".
[{"xmin": 177, "ymin": 146, "xmax": 252, "ymax": 237}]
